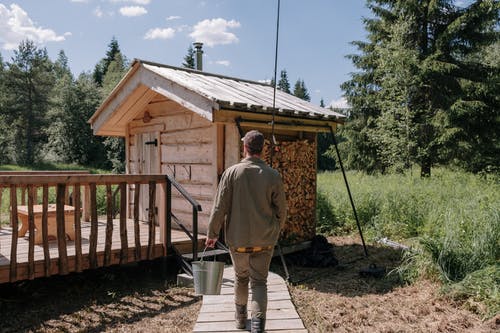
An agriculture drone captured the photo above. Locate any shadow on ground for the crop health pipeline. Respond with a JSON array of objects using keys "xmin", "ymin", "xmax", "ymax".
[
  {"xmin": 270, "ymin": 236, "xmax": 405, "ymax": 297},
  {"xmin": 0, "ymin": 257, "xmax": 200, "ymax": 333}
]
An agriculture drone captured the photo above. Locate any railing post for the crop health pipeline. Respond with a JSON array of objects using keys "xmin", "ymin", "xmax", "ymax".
[
  {"xmin": 9, "ymin": 185, "xmax": 18, "ymax": 282},
  {"xmin": 192, "ymin": 206, "xmax": 198, "ymax": 261},
  {"xmin": 166, "ymin": 177, "xmax": 172, "ymax": 251},
  {"xmin": 56, "ymin": 183, "xmax": 69, "ymax": 275}
]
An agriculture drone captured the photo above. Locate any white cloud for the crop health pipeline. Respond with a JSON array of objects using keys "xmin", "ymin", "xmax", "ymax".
[
  {"xmin": 144, "ymin": 27, "xmax": 175, "ymax": 40},
  {"xmin": 0, "ymin": 4, "xmax": 68, "ymax": 50},
  {"xmin": 110, "ymin": 0, "xmax": 151, "ymax": 4},
  {"xmin": 190, "ymin": 18, "xmax": 240, "ymax": 47},
  {"xmin": 70, "ymin": 0, "xmax": 89, "ymax": 3},
  {"xmin": 176, "ymin": 24, "xmax": 189, "ymax": 32},
  {"xmin": 215, "ymin": 60, "xmax": 230, "ymax": 66},
  {"xmin": 329, "ymin": 97, "xmax": 349, "ymax": 109},
  {"xmin": 166, "ymin": 15, "xmax": 181, "ymax": 21},
  {"xmin": 94, "ymin": 6, "xmax": 104, "ymax": 17},
  {"xmin": 119, "ymin": 6, "xmax": 147, "ymax": 17}
]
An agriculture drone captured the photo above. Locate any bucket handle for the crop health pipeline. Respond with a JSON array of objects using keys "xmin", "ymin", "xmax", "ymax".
[{"xmin": 199, "ymin": 246, "xmax": 217, "ymax": 263}]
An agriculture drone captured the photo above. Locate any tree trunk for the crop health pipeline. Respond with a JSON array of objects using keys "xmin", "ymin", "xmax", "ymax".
[
  {"xmin": 420, "ymin": 156, "xmax": 431, "ymax": 177},
  {"xmin": 26, "ymin": 80, "xmax": 34, "ymax": 165}
]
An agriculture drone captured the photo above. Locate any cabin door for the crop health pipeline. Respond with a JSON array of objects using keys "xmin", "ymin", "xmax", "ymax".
[{"xmin": 137, "ymin": 131, "xmax": 160, "ymax": 222}]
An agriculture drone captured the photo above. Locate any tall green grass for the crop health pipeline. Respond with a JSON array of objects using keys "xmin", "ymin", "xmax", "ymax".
[{"xmin": 317, "ymin": 168, "xmax": 500, "ymax": 317}]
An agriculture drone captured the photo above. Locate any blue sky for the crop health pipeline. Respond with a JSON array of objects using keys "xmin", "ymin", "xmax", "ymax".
[{"xmin": 0, "ymin": 0, "xmax": 373, "ymax": 107}]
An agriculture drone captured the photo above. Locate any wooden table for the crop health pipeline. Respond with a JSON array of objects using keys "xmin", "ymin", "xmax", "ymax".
[{"xmin": 17, "ymin": 204, "xmax": 76, "ymax": 244}]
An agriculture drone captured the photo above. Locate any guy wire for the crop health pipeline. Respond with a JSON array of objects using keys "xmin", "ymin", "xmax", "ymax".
[{"xmin": 270, "ymin": 0, "xmax": 280, "ymax": 166}]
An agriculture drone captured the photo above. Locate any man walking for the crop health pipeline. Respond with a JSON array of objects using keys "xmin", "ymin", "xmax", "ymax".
[{"xmin": 205, "ymin": 130, "xmax": 287, "ymax": 333}]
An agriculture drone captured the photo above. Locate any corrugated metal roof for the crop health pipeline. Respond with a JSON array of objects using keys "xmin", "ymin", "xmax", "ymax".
[{"xmin": 138, "ymin": 59, "xmax": 346, "ymax": 121}]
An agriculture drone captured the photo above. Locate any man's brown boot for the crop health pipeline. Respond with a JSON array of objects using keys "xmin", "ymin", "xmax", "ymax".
[
  {"xmin": 235, "ymin": 304, "xmax": 247, "ymax": 329},
  {"xmin": 251, "ymin": 317, "xmax": 266, "ymax": 333}
]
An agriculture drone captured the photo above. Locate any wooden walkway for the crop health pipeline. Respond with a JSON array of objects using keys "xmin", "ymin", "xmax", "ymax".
[{"xmin": 193, "ymin": 266, "xmax": 307, "ymax": 333}]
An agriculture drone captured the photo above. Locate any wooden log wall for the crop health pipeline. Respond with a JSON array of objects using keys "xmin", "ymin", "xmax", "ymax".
[
  {"xmin": 128, "ymin": 100, "xmax": 216, "ymax": 234},
  {"xmin": 261, "ymin": 136, "xmax": 317, "ymax": 243}
]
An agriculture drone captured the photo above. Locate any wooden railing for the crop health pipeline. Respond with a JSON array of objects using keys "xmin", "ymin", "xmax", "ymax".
[
  {"xmin": 0, "ymin": 173, "xmax": 202, "ymax": 283},
  {"xmin": 0, "ymin": 171, "xmax": 90, "ymax": 208}
]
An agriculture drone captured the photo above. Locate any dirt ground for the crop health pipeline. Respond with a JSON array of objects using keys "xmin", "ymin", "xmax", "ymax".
[
  {"xmin": 281, "ymin": 236, "xmax": 499, "ymax": 333},
  {"xmin": 0, "ymin": 236, "xmax": 497, "ymax": 333}
]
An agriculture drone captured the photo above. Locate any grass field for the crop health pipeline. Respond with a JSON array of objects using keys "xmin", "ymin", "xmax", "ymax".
[{"xmin": 316, "ymin": 168, "xmax": 500, "ymax": 318}]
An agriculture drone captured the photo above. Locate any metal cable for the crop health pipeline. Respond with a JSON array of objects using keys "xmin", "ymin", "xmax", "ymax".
[{"xmin": 270, "ymin": 0, "xmax": 280, "ymax": 166}]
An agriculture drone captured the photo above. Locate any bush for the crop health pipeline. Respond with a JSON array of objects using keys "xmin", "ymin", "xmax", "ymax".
[{"xmin": 445, "ymin": 265, "xmax": 500, "ymax": 319}]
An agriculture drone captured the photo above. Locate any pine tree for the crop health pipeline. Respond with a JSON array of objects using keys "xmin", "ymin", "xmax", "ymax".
[
  {"xmin": 0, "ymin": 52, "xmax": 5, "ymax": 113},
  {"xmin": 45, "ymin": 52, "xmax": 74, "ymax": 163},
  {"xmin": 293, "ymin": 79, "xmax": 310, "ymax": 101},
  {"xmin": 341, "ymin": 0, "xmax": 500, "ymax": 175},
  {"xmin": 317, "ymin": 97, "xmax": 336, "ymax": 170},
  {"xmin": 100, "ymin": 51, "xmax": 128, "ymax": 173},
  {"xmin": 93, "ymin": 37, "xmax": 122, "ymax": 86},
  {"xmin": 46, "ymin": 67, "xmax": 108, "ymax": 167},
  {"xmin": 445, "ymin": 39, "xmax": 500, "ymax": 173},
  {"xmin": 277, "ymin": 69, "xmax": 290, "ymax": 93},
  {"xmin": 54, "ymin": 50, "xmax": 70, "ymax": 81},
  {"xmin": 372, "ymin": 17, "xmax": 419, "ymax": 172},
  {"xmin": 3, "ymin": 40, "xmax": 54, "ymax": 165},
  {"xmin": 0, "ymin": 52, "xmax": 11, "ymax": 164},
  {"xmin": 101, "ymin": 52, "xmax": 127, "ymax": 98},
  {"xmin": 182, "ymin": 45, "xmax": 196, "ymax": 69}
]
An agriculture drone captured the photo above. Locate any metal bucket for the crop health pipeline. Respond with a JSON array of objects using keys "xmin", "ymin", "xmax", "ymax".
[{"xmin": 192, "ymin": 251, "xmax": 225, "ymax": 295}]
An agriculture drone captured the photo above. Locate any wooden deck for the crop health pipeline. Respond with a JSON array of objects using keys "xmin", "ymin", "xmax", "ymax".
[
  {"xmin": 0, "ymin": 220, "xmax": 202, "ymax": 284},
  {"xmin": 194, "ymin": 266, "xmax": 307, "ymax": 333}
]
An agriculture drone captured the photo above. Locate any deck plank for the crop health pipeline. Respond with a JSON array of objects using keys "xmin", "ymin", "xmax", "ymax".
[{"xmin": 194, "ymin": 267, "xmax": 307, "ymax": 333}]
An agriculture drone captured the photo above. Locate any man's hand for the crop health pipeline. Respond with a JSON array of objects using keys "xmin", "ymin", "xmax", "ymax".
[{"xmin": 205, "ymin": 237, "xmax": 218, "ymax": 248}]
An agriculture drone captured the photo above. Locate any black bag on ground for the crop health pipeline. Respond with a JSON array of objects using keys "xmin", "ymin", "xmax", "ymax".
[{"xmin": 287, "ymin": 235, "xmax": 338, "ymax": 268}]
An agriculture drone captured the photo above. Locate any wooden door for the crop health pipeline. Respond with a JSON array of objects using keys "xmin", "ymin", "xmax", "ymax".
[{"xmin": 137, "ymin": 131, "xmax": 160, "ymax": 222}]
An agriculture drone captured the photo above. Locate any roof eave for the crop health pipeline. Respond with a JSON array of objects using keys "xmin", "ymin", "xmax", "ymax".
[{"xmin": 88, "ymin": 61, "xmax": 141, "ymax": 126}]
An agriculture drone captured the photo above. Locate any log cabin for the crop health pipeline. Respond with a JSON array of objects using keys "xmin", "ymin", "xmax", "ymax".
[{"xmin": 88, "ymin": 58, "xmax": 346, "ymax": 246}]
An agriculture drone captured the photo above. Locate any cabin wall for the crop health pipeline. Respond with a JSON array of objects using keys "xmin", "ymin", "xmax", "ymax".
[
  {"xmin": 125, "ymin": 100, "xmax": 319, "ymax": 243},
  {"xmin": 224, "ymin": 123, "xmax": 241, "ymax": 169},
  {"xmin": 127, "ymin": 101, "xmax": 218, "ymax": 234}
]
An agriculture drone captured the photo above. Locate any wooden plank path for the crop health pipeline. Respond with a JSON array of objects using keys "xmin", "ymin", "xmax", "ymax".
[{"xmin": 193, "ymin": 266, "xmax": 307, "ymax": 333}]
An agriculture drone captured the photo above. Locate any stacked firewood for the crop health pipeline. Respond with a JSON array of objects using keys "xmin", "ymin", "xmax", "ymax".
[{"xmin": 261, "ymin": 139, "xmax": 317, "ymax": 243}]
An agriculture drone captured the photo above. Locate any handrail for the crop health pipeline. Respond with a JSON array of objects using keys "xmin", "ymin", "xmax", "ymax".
[
  {"xmin": 165, "ymin": 174, "xmax": 202, "ymax": 261},
  {"xmin": 171, "ymin": 212, "xmax": 194, "ymax": 242},
  {"xmin": 0, "ymin": 171, "xmax": 90, "ymax": 175},
  {"xmin": 0, "ymin": 174, "xmax": 167, "ymax": 186},
  {"xmin": 167, "ymin": 176, "xmax": 202, "ymax": 211}
]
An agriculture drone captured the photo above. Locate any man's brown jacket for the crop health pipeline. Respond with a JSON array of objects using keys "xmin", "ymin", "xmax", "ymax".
[{"xmin": 207, "ymin": 157, "xmax": 287, "ymax": 248}]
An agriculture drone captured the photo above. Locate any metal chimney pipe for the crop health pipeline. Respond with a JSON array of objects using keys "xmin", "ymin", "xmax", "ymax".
[{"xmin": 193, "ymin": 42, "xmax": 203, "ymax": 71}]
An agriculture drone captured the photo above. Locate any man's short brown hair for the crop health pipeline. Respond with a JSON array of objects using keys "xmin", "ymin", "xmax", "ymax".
[{"xmin": 241, "ymin": 130, "xmax": 264, "ymax": 154}]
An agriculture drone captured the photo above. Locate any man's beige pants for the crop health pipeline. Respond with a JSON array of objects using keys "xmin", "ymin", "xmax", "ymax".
[{"xmin": 230, "ymin": 248, "xmax": 273, "ymax": 319}]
